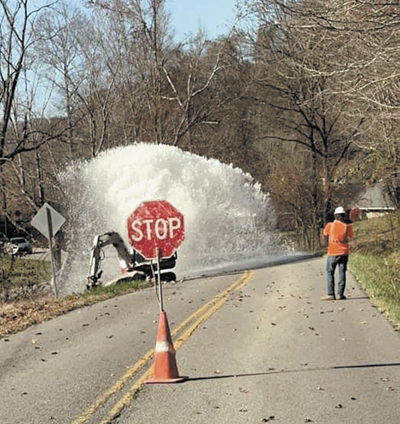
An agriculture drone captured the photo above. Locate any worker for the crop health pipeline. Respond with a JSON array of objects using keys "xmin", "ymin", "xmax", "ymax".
[{"xmin": 322, "ymin": 206, "xmax": 354, "ymax": 300}]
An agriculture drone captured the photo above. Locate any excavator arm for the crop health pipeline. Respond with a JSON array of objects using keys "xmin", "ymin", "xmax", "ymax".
[
  {"xmin": 87, "ymin": 231, "xmax": 136, "ymax": 288},
  {"xmin": 87, "ymin": 231, "xmax": 177, "ymax": 289}
]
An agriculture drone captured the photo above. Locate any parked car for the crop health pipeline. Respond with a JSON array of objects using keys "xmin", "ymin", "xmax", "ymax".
[{"xmin": 6, "ymin": 237, "xmax": 33, "ymax": 255}]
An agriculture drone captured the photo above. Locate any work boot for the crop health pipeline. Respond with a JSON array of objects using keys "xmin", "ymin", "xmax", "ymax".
[
  {"xmin": 338, "ymin": 295, "xmax": 347, "ymax": 300},
  {"xmin": 321, "ymin": 295, "xmax": 336, "ymax": 301}
]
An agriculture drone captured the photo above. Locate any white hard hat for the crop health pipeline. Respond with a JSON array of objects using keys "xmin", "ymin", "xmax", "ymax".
[{"xmin": 334, "ymin": 206, "xmax": 346, "ymax": 215}]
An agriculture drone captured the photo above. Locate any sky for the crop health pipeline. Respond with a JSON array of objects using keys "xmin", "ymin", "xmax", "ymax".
[
  {"xmin": 30, "ymin": 0, "xmax": 238, "ymax": 41},
  {"xmin": 166, "ymin": 0, "xmax": 238, "ymax": 41}
]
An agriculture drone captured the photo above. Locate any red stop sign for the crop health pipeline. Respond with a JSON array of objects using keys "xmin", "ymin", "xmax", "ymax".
[{"xmin": 127, "ymin": 200, "xmax": 185, "ymax": 259}]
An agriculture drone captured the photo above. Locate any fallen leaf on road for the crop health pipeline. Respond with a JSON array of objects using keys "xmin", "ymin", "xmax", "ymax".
[
  {"xmin": 335, "ymin": 404, "xmax": 343, "ymax": 409},
  {"xmin": 351, "ymin": 397, "xmax": 357, "ymax": 400},
  {"xmin": 239, "ymin": 387, "xmax": 249, "ymax": 393},
  {"xmin": 261, "ymin": 416, "xmax": 275, "ymax": 422},
  {"xmin": 271, "ymin": 323, "xmax": 277, "ymax": 326},
  {"xmin": 360, "ymin": 321, "xmax": 368, "ymax": 325}
]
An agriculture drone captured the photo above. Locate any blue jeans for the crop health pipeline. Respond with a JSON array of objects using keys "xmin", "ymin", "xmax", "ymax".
[{"xmin": 326, "ymin": 255, "xmax": 349, "ymax": 297}]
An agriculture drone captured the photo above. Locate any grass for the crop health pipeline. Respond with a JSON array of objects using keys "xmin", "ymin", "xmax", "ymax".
[
  {"xmin": 0, "ymin": 255, "xmax": 51, "ymax": 288},
  {"xmin": 349, "ymin": 211, "xmax": 400, "ymax": 330}
]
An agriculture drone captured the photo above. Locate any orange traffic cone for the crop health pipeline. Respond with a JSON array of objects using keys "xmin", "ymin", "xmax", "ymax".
[{"xmin": 145, "ymin": 311, "xmax": 188, "ymax": 384}]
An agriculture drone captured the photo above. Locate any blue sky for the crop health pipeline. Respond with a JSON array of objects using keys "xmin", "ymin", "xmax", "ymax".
[
  {"xmin": 166, "ymin": 0, "xmax": 238, "ymax": 40},
  {"xmin": 30, "ymin": 0, "xmax": 238, "ymax": 41}
]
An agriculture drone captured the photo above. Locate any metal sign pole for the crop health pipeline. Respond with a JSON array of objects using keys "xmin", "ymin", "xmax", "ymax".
[
  {"xmin": 157, "ymin": 248, "xmax": 163, "ymax": 312},
  {"xmin": 46, "ymin": 207, "xmax": 59, "ymax": 299}
]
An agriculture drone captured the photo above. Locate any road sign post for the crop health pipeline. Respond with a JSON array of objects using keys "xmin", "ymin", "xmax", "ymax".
[
  {"xmin": 127, "ymin": 200, "xmax": 185, "ymax": 311},
  {"xmin": 31, "ymin": 203, "xmax": 66, "ymax": 299},
  {"xmin": 157, "ymin": 248, "xmax": 163, "ymax": 312}
]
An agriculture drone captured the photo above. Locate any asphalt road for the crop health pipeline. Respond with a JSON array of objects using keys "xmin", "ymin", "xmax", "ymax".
[{"xmin": 1, "ymin": 257, "xmax": 399, "ymax": 424}]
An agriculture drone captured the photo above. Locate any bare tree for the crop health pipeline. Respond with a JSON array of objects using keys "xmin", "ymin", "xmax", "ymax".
[
  {"xmin": 34, "ymin": 3, "xmax": 90, "ymax": 159},
  {"xmin": 0, "ymin": 0, "xmax": 56, "ymax": 235},
  {"xmin": 237, "ymin": 0, "xmax": 385, "ymax": 233}
]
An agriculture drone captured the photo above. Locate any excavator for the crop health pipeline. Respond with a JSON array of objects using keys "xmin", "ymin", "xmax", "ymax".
[{"xmin": 86, "ymin": 231, "xmax": 177, "ymax": 289}]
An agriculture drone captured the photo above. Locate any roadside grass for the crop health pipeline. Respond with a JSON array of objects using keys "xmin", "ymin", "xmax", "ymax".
[
  {"xmin": 0, "ymin": 276, "xmax": 151, "ymax": 339},
  {"xmin": 0, "ymin": 255, "xmax": 51, "ymax": 289},
  {"xmin": 349, "ymin": 211, "xmax": 400, "ymax": 331}
]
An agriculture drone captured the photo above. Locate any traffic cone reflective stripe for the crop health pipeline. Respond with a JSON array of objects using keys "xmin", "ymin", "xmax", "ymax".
[
  {"xmin": 156, "ymin": 340, "xmax": 175, "ymax": 353},
  {"xmin": 145, "ymin": 311, "xmax": 188, "ymax": 384}
]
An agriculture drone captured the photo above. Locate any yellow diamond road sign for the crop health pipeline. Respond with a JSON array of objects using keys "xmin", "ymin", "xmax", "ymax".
[{"xmin": 31, "ymin": 203, "xmax": 66, "ymax": 239}]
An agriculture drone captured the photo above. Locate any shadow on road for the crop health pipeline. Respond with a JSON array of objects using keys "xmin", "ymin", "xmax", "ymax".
[
  {"xmin": 187, "ymin": 362, "xmax": 400, "ymax": 382},
  {"xmin": 341, "ymin": 296, "xmax": 370, "ymax": 301}
]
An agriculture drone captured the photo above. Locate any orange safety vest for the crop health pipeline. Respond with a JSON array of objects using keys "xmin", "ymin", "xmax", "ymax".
[{"xmin": 323, "ymin": 220, "xmax": 354, "ymax": 256}]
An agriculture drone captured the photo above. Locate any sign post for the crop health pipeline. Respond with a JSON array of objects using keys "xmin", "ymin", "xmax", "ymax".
[
  {"xmin": 31, "ymin": 203, "xmax": 66, "ymax": 299},
  {"xmin": 127, "ymin": 200, "xmax": 185, "ymax": 310},
  {"xmin": 157, "ymin": 248, "xmax": 163, "ymax": 312}
]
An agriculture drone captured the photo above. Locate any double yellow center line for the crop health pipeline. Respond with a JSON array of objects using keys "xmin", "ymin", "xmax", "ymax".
[{"xmin": 72, "ymin": 270, "xmax": 254, "ymax": 424}]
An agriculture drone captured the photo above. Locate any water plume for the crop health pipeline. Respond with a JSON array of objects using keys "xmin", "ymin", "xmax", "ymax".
[{"xmin": 58, "ymin": 143, "xmax": 289, "ymax": 293}]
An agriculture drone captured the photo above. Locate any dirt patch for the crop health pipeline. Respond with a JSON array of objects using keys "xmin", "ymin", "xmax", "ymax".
[
  {"xmin": 0, "ymin": 279, "xmax": 152, "ymax": 339},
  {"xmin": 0, "ymin": 293, "xmax": 123, "ymax": 339}
]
